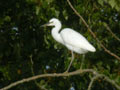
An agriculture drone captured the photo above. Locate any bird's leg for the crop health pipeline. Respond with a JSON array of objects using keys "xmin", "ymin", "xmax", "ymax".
[
  {"xmin": 65, "ymin": 51, "xmax": 74, "ymax": 73},
  {"xmin": 80, "ymin": 54, "xmax": 85, "ymax": 69}
]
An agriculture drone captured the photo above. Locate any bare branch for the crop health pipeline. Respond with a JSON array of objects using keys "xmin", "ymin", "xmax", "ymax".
[
  {"xmin": 103, "ymin": 74, "xmax": 120, "ymax": 90},
  {"xmin": 88, "ymin": 75, "xmax": 100, "ymax": 90},
  {"xmin": 103, "ymin": 23, "xmax": 120, "ymax": 42},
  {"xmin": 1, "ymin": 69, "xmax": 120, "ymax": 90},
  {"xmin": 88, "ymin": 73, "xmax": 120, "ymax": 90},
  {"xmin": 66, "ymin": 0, "xmax": 120, "ymax": 61}
]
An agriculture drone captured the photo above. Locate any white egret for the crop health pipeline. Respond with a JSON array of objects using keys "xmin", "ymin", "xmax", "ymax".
[{"xmin": 41, "ymin": 18, "xmax": 96, "ymax": 72}]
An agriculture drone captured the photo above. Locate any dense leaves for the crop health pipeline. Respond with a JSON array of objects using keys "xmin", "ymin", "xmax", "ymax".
[{"xmin": 0, "ymin": 0, "xmax": 120, "ymax": 90}]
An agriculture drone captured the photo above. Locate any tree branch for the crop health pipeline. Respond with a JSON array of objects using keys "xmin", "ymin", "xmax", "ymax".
[
  {"xmin": 66, "ymin": 0, "xmax": 120, "ymax": 61},
  {"xmin": 88, "ymin": 75, "xmax": 100, "ymax": 90},
  {"xmin": 103, "ymin": 23, "xmax": 120, "ymax": 42},
  {"xmin": 1, "ymin": 69, "xmax": 120, "ymax": 90}
]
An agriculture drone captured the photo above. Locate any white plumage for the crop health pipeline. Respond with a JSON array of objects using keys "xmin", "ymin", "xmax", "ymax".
[
  {"xmin": 60, "ymin": 28, "xmax": 96, "ymax": 53},
  {"xmin": 42, "ymin": 18, "xmax": 96, "ymax": 72},
  {"xmin": 46, "ymin": 18, "xmax": 96, "ymax": 54}
]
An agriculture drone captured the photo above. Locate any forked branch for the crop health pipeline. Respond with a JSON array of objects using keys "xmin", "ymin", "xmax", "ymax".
[{"xmin": 1, "ymin": 69, "xmax": 120, "ymax": 90}]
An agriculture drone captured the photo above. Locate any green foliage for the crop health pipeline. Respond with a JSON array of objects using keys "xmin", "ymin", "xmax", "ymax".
[
  {"xmin": 0, "ymin": 0, "xmax": 120, "ymax": 90},
  {"xmin": 98, "ymin": 0, "xmax": 120, "ymax": 11}
]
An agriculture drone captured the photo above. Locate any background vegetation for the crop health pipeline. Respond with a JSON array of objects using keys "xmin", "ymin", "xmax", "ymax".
[{"xmin": 0, "ymin": 0, "xmax": 120, "ymax": 90}]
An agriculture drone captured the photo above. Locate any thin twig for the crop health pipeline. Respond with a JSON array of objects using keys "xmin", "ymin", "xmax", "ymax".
[
  {"xmin": 66, "ymin": 0, "xmax": 120, "ymax": 61},
  {"xmin": 88, "ymin": 74, "xmax": 120, "ymax": 90},
  {"xmin": 1, "ymin": 69, "xmax": 120, "ymax": 90},
  {"xmin": 103, "ymin": 23, "xmax": 120, "ymax": 42},
  {"xmin": 88, "ymin": 75, "xmax": 101, "ymax": 90},
  {"xmin": 30, "ymin": 55, "xmax": 47, "ymax": 90}
]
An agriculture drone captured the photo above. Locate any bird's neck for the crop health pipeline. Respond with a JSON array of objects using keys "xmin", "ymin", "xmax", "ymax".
[{"xmin": 51, "ymin": 24, "xmax": 63, "ymax": 44}]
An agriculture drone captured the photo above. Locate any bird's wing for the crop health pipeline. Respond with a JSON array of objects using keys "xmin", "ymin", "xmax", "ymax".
[{"xmin": 60, "ymin": 28, "xmax": 95, "ymax": 52}]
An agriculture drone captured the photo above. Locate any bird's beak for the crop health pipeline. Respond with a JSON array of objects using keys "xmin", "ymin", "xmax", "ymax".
[{"xmin": 41, "ymin": 22, "xmax": 51, "ymax": 27}]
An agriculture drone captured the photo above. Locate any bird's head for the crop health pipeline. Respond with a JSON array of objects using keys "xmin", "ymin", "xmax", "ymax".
[{"xmin": 41, "ymin": 18, "xmax": 61, "ymax": 27}]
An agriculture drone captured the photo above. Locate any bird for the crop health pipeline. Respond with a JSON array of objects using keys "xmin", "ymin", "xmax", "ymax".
[{"xmin": 41, "ymin": 18, "xmax": 96, "ymax": 72}]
